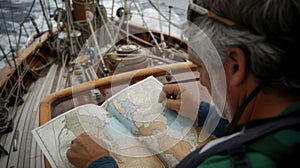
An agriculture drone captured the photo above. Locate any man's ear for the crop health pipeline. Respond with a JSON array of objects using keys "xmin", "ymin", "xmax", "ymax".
[{"xmin": 225, "ymin": 46, "xmax": 248, "ymax": 86}]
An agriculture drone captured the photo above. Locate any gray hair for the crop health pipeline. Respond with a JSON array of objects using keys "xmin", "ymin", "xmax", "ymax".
[{"xmin": 185, "ymin": 0, "xmax": 300, "ymax": 94}]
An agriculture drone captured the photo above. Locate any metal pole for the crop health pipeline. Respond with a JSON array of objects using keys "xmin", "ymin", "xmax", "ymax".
[
  {"xmin": 111, "ymin": 0, "xmax": 115, "ymax": 19},
  {"xmin": 168, "ymin": 5, "xmax": 173, "ymax": 47}
]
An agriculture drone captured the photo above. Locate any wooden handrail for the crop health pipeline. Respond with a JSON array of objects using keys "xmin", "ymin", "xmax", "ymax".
[{"xmin": 39, "ymin": 62, "xmax": 196, "ymax": 125}]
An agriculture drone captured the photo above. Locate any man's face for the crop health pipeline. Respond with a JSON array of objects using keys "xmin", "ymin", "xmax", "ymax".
[
  {"xmin": 188, "ymin": 51, "xmax": 233, "ymax": 121},
  {"xmin": 188, "ymin": 51, "xmax": 211, "ymax": 93}
]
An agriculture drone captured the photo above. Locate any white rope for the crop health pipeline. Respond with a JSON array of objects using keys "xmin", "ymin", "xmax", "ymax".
[
  {"xmin": 157, "ymin": 0, "xmax": 166, "ymax": 48},
  {"xmin": 132, "ymin": 0, "xmax": 163, "ymax": 53},
  {"xmin": 86, "ymin": 11, "xmax": 107, "ymax": 69},
  {"xmin": 110, "ymin": 22, "xmax": 154, "ymax": 47},
  {"xmin": 65, "ymin": 0, "xmax": 76, "ymax": 56},
  {"xmin": 62, "ymin": 51, "xmax": 68, "ymax": 69},
  {"xmin": 148, "ymin": 0, "xmax": 182, "ymax": 29},
  {"xmin": 95, "ymin": 4, "xmax": 117, "ymax": 50}
]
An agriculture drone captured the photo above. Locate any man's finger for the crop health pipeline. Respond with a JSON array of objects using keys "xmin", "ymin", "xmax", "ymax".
[
  {"xmin": 163, "ymin": 98, "xmax": 180, "ymax": 112},
  {"xmin": 158, "ymin": 90, "xmax": 168, "ymax": 103},
  {"xmin": 66, "ymin": 147, "xmax": 76, "ymax": 162},
  {"xmin": 158, "ymin": 84, "xmax": 180, "ymax": 102}
]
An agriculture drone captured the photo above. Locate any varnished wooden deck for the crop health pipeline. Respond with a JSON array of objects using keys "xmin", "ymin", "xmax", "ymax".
[{"xmin": 0, "ymin": 64, "xmax": 67, "ymax": 168}]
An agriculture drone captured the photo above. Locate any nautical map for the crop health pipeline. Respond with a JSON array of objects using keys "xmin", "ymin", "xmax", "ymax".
[{"xmin": 32, "ymin": 76, "xmax": 199, "ymax": 168}]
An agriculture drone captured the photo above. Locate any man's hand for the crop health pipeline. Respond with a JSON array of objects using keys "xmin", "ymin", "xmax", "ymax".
[
  {"xmin": 158, "ymin": 84, "xmax": 201, "ymax": 122},
  {"xmin": 67, "ymin": 132, "xmax": 110, "ymax": 168}
]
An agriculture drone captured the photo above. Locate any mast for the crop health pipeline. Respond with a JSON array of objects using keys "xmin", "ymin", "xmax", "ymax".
[
  {"xmin": 72, "ymin": 0, "xmax": 95, "ymax": 21},
  {"xmin": 71, "ymin": 0, "xmax": 109, "ymax": 75}
]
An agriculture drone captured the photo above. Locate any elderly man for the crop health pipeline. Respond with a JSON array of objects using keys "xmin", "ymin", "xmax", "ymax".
[{"xmin": 67, "ymin": 0, "xmax": 300, "ymax": 167}]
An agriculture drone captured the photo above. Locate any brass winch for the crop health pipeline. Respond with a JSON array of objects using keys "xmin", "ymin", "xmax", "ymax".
[{"xmin": 107, "ymin": 44, "xmax": 151, "ymax": 73}]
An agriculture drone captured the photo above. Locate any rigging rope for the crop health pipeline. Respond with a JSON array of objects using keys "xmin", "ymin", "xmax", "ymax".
[
  {"xmin": 9, "ymin": 0, "xmax": 17, "ymax": 48},
  {"xmin": 39, "ymin": 0, "xmax": 53, "ymax": 37},
  {"xmin": 95, "ymin": 3, "xmax": 117, "ymax": 50},
  {"xmin": 0, "ymin": 0, "xmax": 54, "ymax": 135},
  {"xmin": 0, "ymin": 105, "xmax": 13, "ymax": 134},
  {"xmin": 113, "ymin": 14, "xmax": 126, "ymax": 46},
  {"xmin": 111, "ymin": 0, "xmax": 115, "ymax": 19},
  {"xmin": 132, "ymin": 0, "xmax": 163, "ymax": 53},
  {"xmin": 21, "ymin": 0, "xmax": 36, "ymax": 25},
  {"xmin": 157, "ymin": 0, "xmax": 166, "ymax": 48},
  {"xmin": 0, "ymin": 3, "xmax": 16, "ymax": 67},
  {"xmin": 148, "ymin": 0, "xmax": 182, "ymax": 29},
  {"xmin": 0, "ymin": 46, "xmax": 12, "ymax": 67},
  {"xmin": 54, "ymin": 0, "xmax": 58, "ymax": 9},
  {"xmin": 22, "ymin": 24, "xmax": 29, "ymax": 38},
  {"xmin": 110, "ymin": 22, "xmax": 154, "ymax": 47},
  {"xmin": 16, "ymin": 25, "xmax": 23, "ymax": 59},
  {"xmin": 66, "ymin": 0, "xmax": 75, "ymax": 56},
  {"xmin": 86, "ymin": 11, "xmax": 107, "ymax": 70},
  {"xmin": 136, "ymin": 0, "xmax": 145, "ymax": 26},
  {"xmin": 47, "ymin": 0, "xmax": 52, "ymax": 20}
]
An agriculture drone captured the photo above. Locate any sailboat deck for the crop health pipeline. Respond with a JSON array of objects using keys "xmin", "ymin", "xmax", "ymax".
[{"xmin": 0, "ymin": 64, "xmax": 67, "ymax": 168}]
